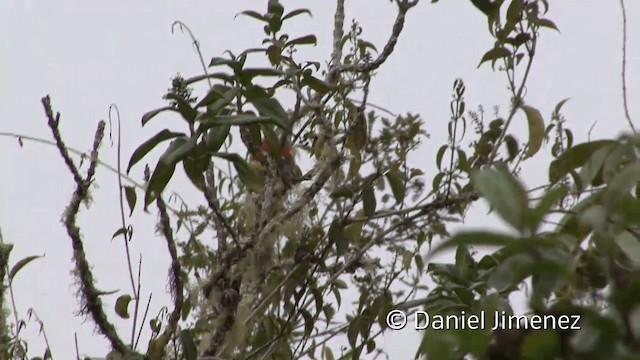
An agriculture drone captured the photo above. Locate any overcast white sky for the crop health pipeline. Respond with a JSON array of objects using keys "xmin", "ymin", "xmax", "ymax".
[{"xmin": 1, "ymin": 1, "xmax": 638, "ymax": 359}]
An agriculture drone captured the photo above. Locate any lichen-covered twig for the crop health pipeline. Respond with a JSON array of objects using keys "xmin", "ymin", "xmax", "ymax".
[
  {"xmin": 42, "ymin": 96, "xmax": 130, "ymax": 355},
  {"xmin": 156, "ymin": 197, "xmax": 184, "ymax": 340},
  {"xmin": 0, "ymin": 241, "xmax": 13, "ymax": 359}
]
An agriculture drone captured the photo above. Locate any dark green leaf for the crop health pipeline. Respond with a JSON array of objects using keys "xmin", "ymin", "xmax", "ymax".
[
  {"xmin": 478, "ymin": 47, "xmax": 511, "ymax": 68},
  {"xmin": 286, "ymin": 34, "xmax": 318, "ymax": 47},
  {"xmin": 183, "ymin": 156, "xmax": 207, "ymax": 191},
  {"xmin": 111, "ymin": 227, "xmax": 127, "ymax": 240},
  {"xmin": 144, "ymin": 138, "xmax": 189, "ymax": 208},
  {"xmin": 429, "ymin": 231, "xmax": 518, "ymax": 259},
  {"xmin": 436, "ymin": 145, "xmax": 447, "ymax": 170},
  {"xmin": 141, "ymin": 106, "xmax": 178, "ymax": 126},
  {"xmin": 124, "ymin": 186, "xmax": 137, "ymax": 216},
  {"xmin": 579, "ymin": 145, "xmax": 612, "ymax": 186},
  {"xmin": 195, "ymin": 85, "xmax": 235, "ymax": 109},
  {"xmin": 347, "ymin": 316, "xmax": 360, "ymax": 348},
  {"xmin": 212, "ymin": 153, "xmax": 264, "ymax": 191},
  {"xmin": 488, "ymin": 254, "xmax": 533, "ymax": 291},
  {"xmin": 180, "ymin": 330, "xmax": 198, "ymax": 360},
  {"xmin": 362, "ymin": 178, "xmax": 377, "ymax": 217},
  {"xmin": 526, "ymin": 185, "xmax": 567, "ymax": 231},
  {"xmin": 249, "ymin": 97, "xmax": 290, "ymax": 130},
  {"xmin": 471, "ymin": 167, "xmax": 528, "ymax": 231},
  {"xmin": 300, "ymin": 309, "xmax": 314, "ymax": 338},
  {"xmin": 302, "ymin": 74, "xmax": 333, "ymax": 94},
  {"xmin": 549, "ymin": 140, "xmax": 616, "ymax": 182},
  {"xmin": 329, "ymin": 220, "xmax": 347, "ymax": 257},
  {"xmin": 240, "ymin": 68, "xmax": 284, "ymax": 79},
  {"xmin": 127, "ymin": 130, "xmax": 185, "ymax": 174},
  {"xmin": 282, "ymin": 8, "xmax": 312, "ymax": 21},
  {"xmin": 208, "ymin": 56, "xmax": 239, "ymax": 68},
  {"xmin": 608, "ymin": 161, "xmax": 640, "ymax": 202},
  {"xmin": 184, "ymin": 72, "xmax": 235, "ymax": 85},
  {"xmin": 506, "ymin": 0, "xmax": 523, "ymax": 26},
  {"xmin": 236, "ymin": 10, "xmax": 267, "ymax": 22},
  {"xmin": 204, "ymin": 125, "xmax": 231, "ymax": 152},
  {"xmin": 520, "ymin": 330, "xmax": 562, "ymax": 359},
  {"xmin": 553, "ymin": 98, "xmax": 571, "ymax": 116},
  {"xmin": 199, "ymin": 114, "xmax": 274, "ymax": 127},
  {"xmin": 9, "ymin": 254, "xmax": 43, "ymax": 281},
  {"xmin": 534, "ymin": 18, "xmax": 560, "ymax": 32},
  {"xmin": 386, "ymin": 168, "xmax": 405, "ymax": 204},
  {"xmin": 163, "ymin": 93, "xmax": 197, "ymax": 123}
]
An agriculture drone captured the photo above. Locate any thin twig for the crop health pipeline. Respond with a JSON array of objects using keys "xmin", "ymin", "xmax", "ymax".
[
  {"xmin": 108, "ymin": 105, "xmax": 141, "ymax": 348},
  {"xmin": 618, "ymin": 0, "xmax": 636, "ymax": 133}
]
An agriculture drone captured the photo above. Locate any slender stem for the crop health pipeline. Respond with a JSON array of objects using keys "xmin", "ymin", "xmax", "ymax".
[
  {"xmin": 618, "ymin": 0, "xmax": 636, "ymax": 133},
  {"xmin": 109, "ymin": 105, "xmax": 140, "ymax": 348}
]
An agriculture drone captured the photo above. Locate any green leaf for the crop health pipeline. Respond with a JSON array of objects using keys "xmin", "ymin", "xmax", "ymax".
[
  {"xmin": 111, "ymin": 227, "xmax": 127, "ymax": 240},
  {"xmin": 330, "ymin": 186, "xmax": 354, "ymax": 199},
  {"xmin": 236, "ymin": 10, "xmax": 267, "ymax": 22},
  {"xmin": 553, "ymin": 98, "xmax": 571, "ymax": 116},
  {"xmin": 526, "ymin": 185, "xmax": 567, "ymax": 231},
  {"xmin": 505, "ymin": 0, "xmax": 523, "ymax": 29},
  {"xmin": 347, "ymin": 316, "xmax": 360, "ymax": 347},
  {"xmin": 124, "ymin": 186, "xmax": 137, "ymax": 216},
  {"xmin": 180, "ymin": 330, "xmax": 198, "ymax": 360},
  {"xmin": 323, "ymin": 346, "xmax": 335, "ymax": 360},
  {"xmin": 534, "ymin": 18, "xmax": 560, "ymax": 32},
  {"xmin": 212, "ymin": 153, "xmax": 265, "ymax": 191},
  {"xmin": 302, "ymin": 74, "xmax": 333, "ymax": 94},
  {"xmin": 608, "ymin": 160, "xmax": 640, "ymax": 202},
  {"xmin": 127, "ymin": 130, "xmax": 185, "ymax": 174},
  {"xmin": 488, "ymin": 253, "xmax": 533, "ymax": 291},
  {"xmin": 436, "ymin": 145, "xmax": 447, "ymax": 170},
  {"xmin": 183, "ymin": 156, "xmax": 207, "ymax": 192},
  {"xmin": 471, "ymin": 167, "xmax": 528, "ymax": 231},
  {"xmin": 329, "ymin": 220, "xmax": 347, "ymax": 257},
  {"xmin": 208, "ymin": 56, "xmax": 240, "ymax": 68},
  {"xmin": 386, "ymin": 168, "xmax": 405, "ymax": 204},
  {"xmin": 195, "ymin": 85, "xmax": 235, "ymax": 109},
  {"xmin": 286, "ymin": 34, "xmax": 318, "ymax": 47},
  {"xmin": 521, "ymin": 105, "xmax": 545, "ymax": 159},
  {"xmin": 429, "ymin": 231, "xmax": 518, "ymax": 259},
  {"xmin": 478, "ymin": 46, "xmax": 511, "ymax": 68},
  {"xmin": 9, "ymin": 254, "xmax": 43, "ymax": 281},
  {"xmin": 579, "ymin": 145, "xmax": 612, "ymax": 187},
  {"xmin": 240, "ymin": 68, "xmax": 284, "ymax": 79},
  {"xmin": 144, "ymin": 137, "xmax": 192, "ymax": 208},
  {"xmin": 199, "ymin": 114, "xmax": 274, "ymax": 127},
  {"xmin": 115, "ymin": 294, "xmax": 132, "ymax": 319},
  {"xmin": 163, "ymin": 93, "xmax": 197, "ymax": 123},
  {"xmin": 362, "ymin": 178, "xmax": 377, "ymax": 217},
  {"xmin": 300, "ymin": 309, "xmax": 314, "ymax": 338},
  {"xmin": 204, "ymin": 125, "xmax": 231, "ymax": 153},
  {"xmin": 184, "ymin": 72, "xmax": 235, "ymax": 85},
  {"xmin": 249, "ymin": 97, "xmax": 290, "ymax": 130},
  {"xmin": 520, "ymin": 330, "xmax": 562, "ymax": 359},
  {"xmin": 548, "ymin": 140, "xmax": 616, "ymax": 183},
  {"xmin": 141, "ymin": 106, "xmax": 178, "ymax": 126},
  {"xmin": 282, "ymin": 8, "xmax": 312, "ymax": 21}
]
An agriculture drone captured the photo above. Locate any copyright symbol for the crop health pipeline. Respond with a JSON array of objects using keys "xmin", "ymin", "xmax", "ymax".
[{"xmin": 386, "ymin": 310, "xmax": 407, "ymax": 330}]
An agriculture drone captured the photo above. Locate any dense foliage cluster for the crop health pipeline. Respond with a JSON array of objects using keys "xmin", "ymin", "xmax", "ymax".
[{"xmin": 2, "ymin": 1, "xmax": 640, "ymax": 360}]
